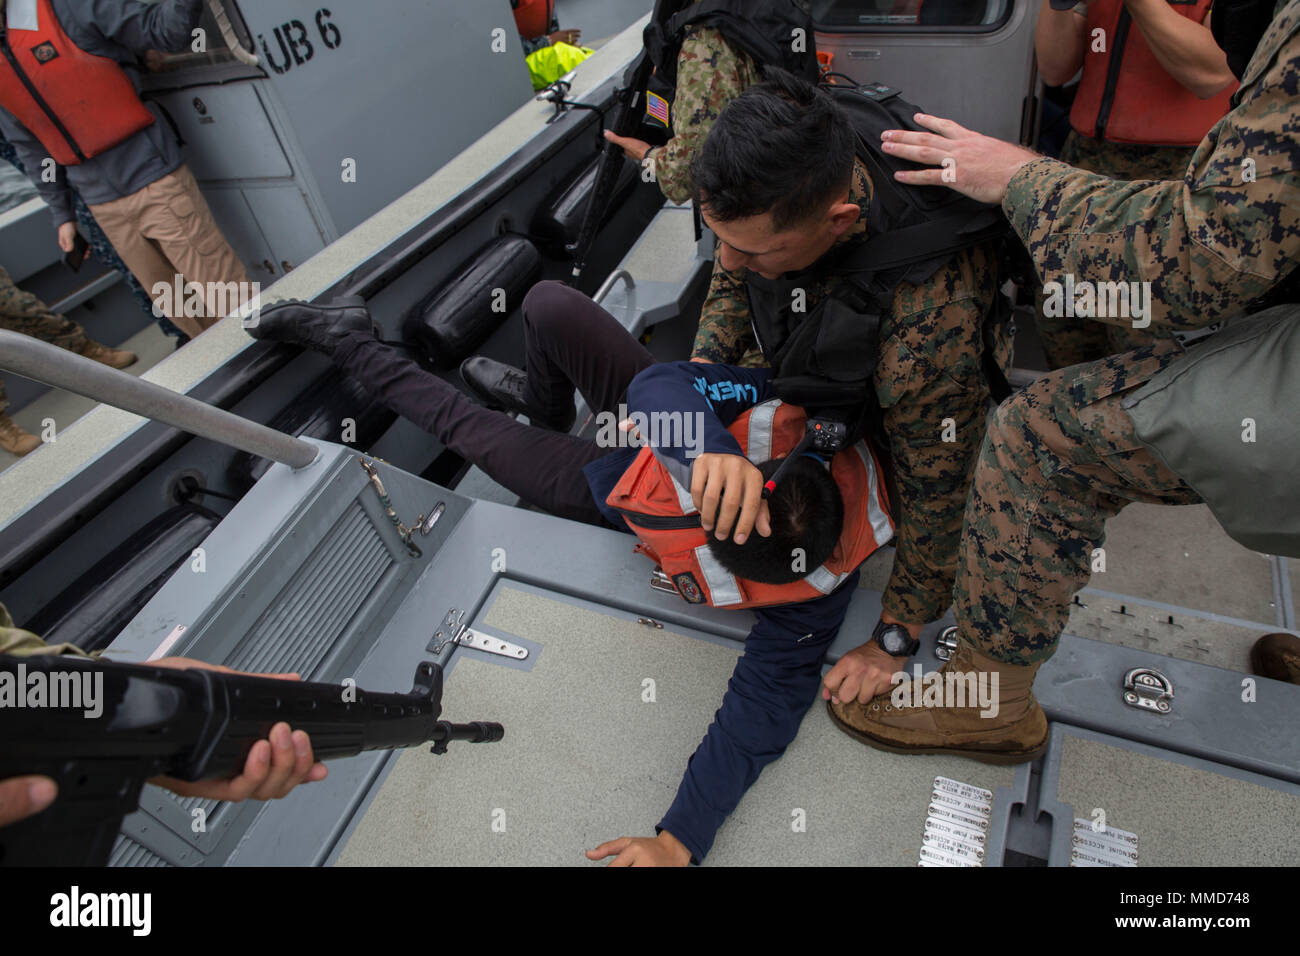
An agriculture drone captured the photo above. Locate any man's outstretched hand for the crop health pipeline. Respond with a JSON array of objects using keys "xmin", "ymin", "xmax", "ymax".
[
  {"xmin": 587, "ymin": 831, "xmax": 692, "ymax": 867},
  {"xmin": 881, "ymin": 113, "xmax": 1040, "ymax": 205}
]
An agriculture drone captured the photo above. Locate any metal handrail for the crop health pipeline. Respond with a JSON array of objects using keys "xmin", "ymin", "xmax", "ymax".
[
  {"xmin": 595, "ymin": 268, "xmax": 636, "ymax": 304},
  {"xmin": 207, "ymin": 0, "xmax": 259, "ymax": 67},
  {"xmin": 0, "ymin": 331, "xmax": 318, "ymax": 470}
]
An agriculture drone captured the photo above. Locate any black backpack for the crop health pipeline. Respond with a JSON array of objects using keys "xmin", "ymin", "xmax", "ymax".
[{"xmin": 645, "ymin": 0, "xmax": 821, "ymax": 97}]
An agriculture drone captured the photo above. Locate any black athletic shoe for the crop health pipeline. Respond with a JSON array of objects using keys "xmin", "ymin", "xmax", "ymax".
[
  {"xmin": 459, "ymin": 356, "xmax": 576, "ymax": 432},
  {"xmin": 247, "ymin": 296, "xmax": 377, "ymax": 357}
]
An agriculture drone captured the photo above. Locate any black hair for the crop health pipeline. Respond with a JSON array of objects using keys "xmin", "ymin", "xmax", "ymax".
[
  {"xmin": 689, "ymin": 68, "xmax": 856, "ymax": 231},
  {"xmin": 705, "ymin": 456, "xmax": 844, "ymax": 585}
]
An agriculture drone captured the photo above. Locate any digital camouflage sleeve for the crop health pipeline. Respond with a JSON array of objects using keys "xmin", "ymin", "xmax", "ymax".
[
  {"xmin": 646, "ymin": 26, "xmax": 764, "ymax": 205},
  {"xmin": 1005, "ymin": 0, "xmax": 1300, "ymax": 327},
  {"xmin": 691, "ymin": 258, "xmax": 766, "ymax": 367}
]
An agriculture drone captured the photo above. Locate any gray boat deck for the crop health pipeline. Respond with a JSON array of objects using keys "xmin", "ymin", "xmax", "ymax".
[{"xmin": 337, "ymin": 583, "xmax": 1017, "ymax": 867}]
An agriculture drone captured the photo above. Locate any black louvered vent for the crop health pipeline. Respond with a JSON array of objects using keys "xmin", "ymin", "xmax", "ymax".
[{"xmin": 226, "ymin": 502, "xmax": 393, "ymax": 679}]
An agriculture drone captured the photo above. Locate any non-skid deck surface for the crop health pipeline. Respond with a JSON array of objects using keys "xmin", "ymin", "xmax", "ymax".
[
  {"xmin": 1092, "ymin": 503, "xmax": 1278, "ymax": 623},
  {"xmin": 337, "ymin": 585, "xmax": 1013, "ymax": 866},
  {"xmin": 1055, "ymin": 734, "xmax": 1300, "ymax": 867},
  {"xmin": 1063, "ymin": 598, "xmax": 1280, "ymax": 674}
]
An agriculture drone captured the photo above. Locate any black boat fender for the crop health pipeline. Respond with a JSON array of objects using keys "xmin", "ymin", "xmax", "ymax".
[
  {"xmin": 530, "ymin": 153, "xmax": 640, "ymax": 257},
  {"xmin": 401, "ymin": 234, "xmax": 543, "ymax": 366}
]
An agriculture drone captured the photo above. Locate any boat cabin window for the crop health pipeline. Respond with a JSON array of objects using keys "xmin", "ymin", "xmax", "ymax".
[{"xmin": 811, "ymin": 0, "xmax": 1014, "ymax": 30}]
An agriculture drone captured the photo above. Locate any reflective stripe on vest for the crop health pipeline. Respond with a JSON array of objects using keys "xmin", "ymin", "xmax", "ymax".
[
  {"xmin": 663, "ymin": 462, "xmax": 697, "ymax": 514},
  {"xmin": 694, "ymin": 543, "xmax": 744, "ymax": 606},
  {"xmin": 7, "ymin": 0, "xmax": 36, "ymax": 31},
  {"xmin": 1068, "ymin": 0, "xmax": 1235, "ymax": 147},
  {"xmin": 855, "ymin": 441, "xmax": 894, "ymax": 547},
  {"xmin": 746, "ymin": 399, "xmax": 781, "ymax": 464},
  {"xmin": 0, "ymin": 0, "xmax": 156, "ymax": 166},
  {"xmin": 803, "ymin": 564, "xmax": 846, "ymax": 595}
]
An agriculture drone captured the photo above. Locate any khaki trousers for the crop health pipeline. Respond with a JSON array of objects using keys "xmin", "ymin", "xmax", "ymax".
[{"xmin": 88, "ymin": 165, "xmax": 249, "ymax": 339}]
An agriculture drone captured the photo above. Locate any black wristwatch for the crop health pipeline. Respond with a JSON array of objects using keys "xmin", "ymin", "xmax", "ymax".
[{"xmin": 871, "ymin": 618, "xmax": 919, "ymax": 658}]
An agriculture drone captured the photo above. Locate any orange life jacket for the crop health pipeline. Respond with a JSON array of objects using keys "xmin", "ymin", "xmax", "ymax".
[
  {"xmin": 1069, "ymin": 0, "xmax": 1235, "ymax": 147},
  {"xmin": 0, "ymin": 0, "xmax": 155, "ymax": 165},
  {"xmin": 605, "ymin": 400, "xmax": 894, "ymax": 610},
  {"xmin": 512, "ymin": 0, "xmax": 553, "ymax": 41}
]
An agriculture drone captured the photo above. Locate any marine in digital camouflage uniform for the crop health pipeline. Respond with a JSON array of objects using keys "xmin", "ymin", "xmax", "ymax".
[
  {"xmin": 643, "ymin": 25, "xmax": 765, "ymax": 205},
  {"xmin": 966, "ymin": 0, "xmax": 1300, "ymax": 663},
  {"xmin": 692, "ymin": 156, "xmax": 1005, "ymax": 632},
  {"xmin": 831, "ymin": 0, "xmax": 1300, "ymax": 761}
]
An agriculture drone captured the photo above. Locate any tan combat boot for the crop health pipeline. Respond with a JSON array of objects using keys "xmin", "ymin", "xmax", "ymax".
[
  {"xmin": 0, "ymin": 412, "xmax": 41, "ymax": 456},
  {"xmin": 827, "ymin": 640, "xmax": 1049, "ymax": 765},
  {"xmin": 77, "ymin": 340, "xmax": 137, "ymax": 369}
]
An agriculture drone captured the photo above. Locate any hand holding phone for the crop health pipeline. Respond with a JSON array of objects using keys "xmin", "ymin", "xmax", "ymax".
[{"xmin": 59, "ymin": 224, "xmax": 90, "ymax": 272}]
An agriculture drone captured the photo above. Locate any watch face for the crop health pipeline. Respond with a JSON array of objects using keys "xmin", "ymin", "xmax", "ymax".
[{"xmin": 876, "ymin": 623, "xmax": 913, "ymax": 656}]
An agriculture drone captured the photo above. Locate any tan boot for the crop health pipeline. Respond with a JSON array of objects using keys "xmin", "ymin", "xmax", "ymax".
[
  {"xmin": 77, "ymin": 340, "xmax": 137, "ymax": 370},
  {"xmin": 827, "ymin": 640, "xmax": 1049, "ymax": 765},
  {"xmin": 0, "ymin": 412, "xmax": 41, "ymax": 456}
]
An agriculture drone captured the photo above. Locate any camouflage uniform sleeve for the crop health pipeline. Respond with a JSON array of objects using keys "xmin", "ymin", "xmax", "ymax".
[
  {"xmin": 875, "ymin": 245, "xmax": 999, "ymax": 625},
  {"xmin": 0, "ymin": 604, "xmax": 91, "ymax": 658},
  {"xmin": 691, "ymin": 257, "xmax": 760, "ymax": 365},
  {"xmin": 647, "ymin": 26, "xmax": 761, "ymax": 205},
  {"xmin": 1004, "ymin": 20, "xmax": 1300, "ymax": 328}
]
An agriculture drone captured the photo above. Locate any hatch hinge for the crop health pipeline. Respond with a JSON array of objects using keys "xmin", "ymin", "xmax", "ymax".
[{"xmin": 428, "ymin": 608, "xmax": 528, "ymax": 660}]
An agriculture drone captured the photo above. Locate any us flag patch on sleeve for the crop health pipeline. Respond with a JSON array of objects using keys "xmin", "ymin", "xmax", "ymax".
[{"xmin": 645, "ymin": 90, "xmax": 670, "ymax": 127}]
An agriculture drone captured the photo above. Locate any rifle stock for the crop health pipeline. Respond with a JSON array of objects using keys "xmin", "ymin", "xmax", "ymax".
[{"xmin": 0, "ymin": 654, "xmax": 501, "ymax": 866}]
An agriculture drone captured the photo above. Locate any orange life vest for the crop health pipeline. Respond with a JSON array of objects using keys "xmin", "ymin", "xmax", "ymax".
[
  {"xmin": 0, "ymin": 0, "xmax": 155, "ymax": 165},
  {"xmin": 605, "ymin": 400, "xmax": 894, "ymax": 610},
  {"xmin": 512, "ymin": 0, "xmax": 553, "ymax": 41},
  {"xmin": 1069, "ymin": 0, "xmax": 1235, "ymax": 147}
]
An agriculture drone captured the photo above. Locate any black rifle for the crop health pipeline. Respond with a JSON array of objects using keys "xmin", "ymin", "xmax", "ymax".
[
  {"xmin": 566, "ymin": 0, "xmax": 689, "ymax": 283},
  {"xmin": 0, "ymin": 654, "xmax": 501, "ymax": 866}
]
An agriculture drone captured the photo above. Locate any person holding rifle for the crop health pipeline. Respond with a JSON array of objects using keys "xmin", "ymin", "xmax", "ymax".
[{"xmin": 0, "ymin": 602, "xmax": 327, "ymax": 828}]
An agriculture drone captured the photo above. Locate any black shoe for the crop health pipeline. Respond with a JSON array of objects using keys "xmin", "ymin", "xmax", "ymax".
[
  {"xmin": 459, "ymin": 356, "xmax": 576, "ymax": 432},
  {"xmin": 247, "ymin": 296, "xmax": 377, "ymax": 357}
]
